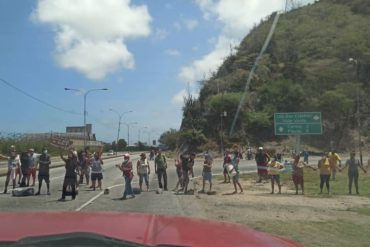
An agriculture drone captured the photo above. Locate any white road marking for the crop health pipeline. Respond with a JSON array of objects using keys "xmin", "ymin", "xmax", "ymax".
[{"xmin": 75, "ymin": 182, "xmax": 138, "ymax": 212}]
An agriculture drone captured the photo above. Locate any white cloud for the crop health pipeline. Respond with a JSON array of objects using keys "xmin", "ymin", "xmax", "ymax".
[
  {"xmin": 184, "ymin": 19, "xmax": 199, "ymax": 31},
  {"xmin": 165, "ymin": 49, "xmax": 181, "ymax": 57},
  {"xmin": 153, "ymin": 28, "xmax": 168, "ymax": 41},
  {"xmin": 32, "ymin": 0, "xmax": 152, "ymax": 80},
  {"xmin": 179, "ymin": 0, "xmax": 287, "ymax": 83},
  {"xmin": 171, "ymin": 89, "xmax": 188, "ymax": 106},
  {"xmin": 173, "ymin": 22, "xmax": 182, "ymax": 31},
  {"xmin": 171, "ymin": 89, "xmax": 199, "ymax": 106}
]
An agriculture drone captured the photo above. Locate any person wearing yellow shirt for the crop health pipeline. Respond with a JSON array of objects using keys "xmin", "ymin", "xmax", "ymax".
[
  {"xmin": 267, "ymin": 158, "xmax": 284, "ymax": 194},
  {"xmin": 318, "ymin": 153, "xmax": 334, "ymax": 194},
  {"xmin": 329, "ymin": 151, "xmax": 341, "ymax": 181}
]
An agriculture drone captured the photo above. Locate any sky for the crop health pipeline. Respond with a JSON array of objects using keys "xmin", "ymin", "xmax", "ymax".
[{"xmin": 0, "ymin": 0, "xmax": 315, "ymax": 144}]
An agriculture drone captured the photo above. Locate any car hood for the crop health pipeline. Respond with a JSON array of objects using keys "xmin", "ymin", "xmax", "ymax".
[{"xmin": 0, "ymin": 212, "xmax": 303, "ymax": 247}]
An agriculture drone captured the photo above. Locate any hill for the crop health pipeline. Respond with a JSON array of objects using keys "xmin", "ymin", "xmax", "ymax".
[{"xmin": 178, "ymin": 0, "xmax": 370, "ymax": 151}]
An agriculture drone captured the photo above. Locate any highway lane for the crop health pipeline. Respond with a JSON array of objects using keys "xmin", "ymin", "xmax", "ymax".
[
  {"xmin": 0, "ymin": 155, "xmax": 139, "ymax": 211},
  {"xmin": 0, "ymin": 155, "xmax": 326, "ymax": 212}
]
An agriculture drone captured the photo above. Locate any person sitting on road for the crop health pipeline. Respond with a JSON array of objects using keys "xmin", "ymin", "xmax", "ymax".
[
  {"xmin": 340, "ymin": 151, "xmax": 367, "ymax": 194},
  {"xmin": 117, "ymin": 153, "xmax": 135, "ymax": 200},
  {"xmin": 137, "ymin": 153, "xmax": 150, "ymax": 192},
  {"xmin": 199, "ymin": 153, "xmax": 213, "ymax": 193},
  {"xmin": 267, "ymin": 158, "xmax": 284, "ymax": 194},
  {"xmin": 2, "ymin": 151, "xmax": 20, "ymax": 194},
  {"xmin": 59, "ymin": 149, "xmax": 79, "ymax": 201},
  {"xmin": 35, "ymin": 147, "xmax": 51, "ymax": 195},
  {"xmin": 91, "ymin": 151, "xmax": 104, "ymax": 191}
]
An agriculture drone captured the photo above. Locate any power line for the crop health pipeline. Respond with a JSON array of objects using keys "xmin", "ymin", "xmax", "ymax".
[{"xmin": 0, "ymin": 78, "xmax": 81, "ymax": 115}]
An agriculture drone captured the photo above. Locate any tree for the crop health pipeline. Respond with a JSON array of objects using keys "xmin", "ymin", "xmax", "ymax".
[
  {"xmin": 159, "ymin": 129, "xmax": 180, "ymax": 150},
  {"xmin": 117, "ymin": 139, "xmax": 127, "ymax": 151}
]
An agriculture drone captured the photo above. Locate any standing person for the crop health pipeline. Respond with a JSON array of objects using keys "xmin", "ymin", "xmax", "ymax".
[
  {"xmin": 267, "ymin": 158, "xmax": 284, "ymax": 194},
  {"xmin": 180, "ymin": 153, "xmax": 190, "ymax": 193},
  {"xmin": 59, "ymin": 150, "xmax": 79, "ymax": 201},
  {"xmin": 340, "ymin": 151, "xmax": 367, "ymax": 194},
  {"xmin": 173, "ymin": 157, "xmax": 183, "ymax": 192},
  {"xmin": 28, "ymin": 148, "xmax": 40, "ymax": 187},
  {"xmin": 329, "ymin": 151, "xmax": 341, "ymax": 181},
  {"xmin": 303, "ymin": 150, "xmax": 309, "ymax": 164},
  {"xmin": 155, "ymin": 149, "xmax": 168, "ymax": 191},
  {"xmin": 2, "ymin": 151, "xmax": 20, "ymax": 194},
  {"xmin": 199, "ymin": 153, "xmax": 213, "ymax": 193},
  {"xmin": 137, "ymin": 153, "xmax": 150, "ymax": 192},
  {"xmin": 318, "ymin": 153, "xmax": 333, "ymax": 194},
  {"xmin": 291, "ymin": 155, "xmax": 315, "ymax": 195},
  {"xmin": 90, "ymin": 151, "xmax": 104, "ymax": 191},
  {"xmin": 2, "ymin": 145, "xmax": 22, "ymax": 184},
  {"xmin": 35, "ymin": 147, "xmax": 51, "ymax": 195},
  {"xmin": 255, "ymin": 147, "xmax": 270, "ymax": 183},
  {"xmin": 149, "ymin": 150, "xmax": 155, "ymax": 161},
  {"xmin": 223, "ymin": 151, "xmax": 232, "ymax": 183},
  {"xmin": 20, "ymin": 151, "xmax": 31, "ymax": 187},
  {"xmin": 230, "ymin": 150, "xmax": 243, "ymax": 194},
  {"xmin": 247, "ymin": 147, "xmax": 253, "ymax": 160},
  {"xmin": 79, "ymin": 151, "xmax": 91, "ymax": 186},
  {"xmin": 188, "ymin": 152, "xmax": 196, "ymax": 178},
  {"xmin": 117, "ymin": 153, "xmax": 135, "ymax": 200}
]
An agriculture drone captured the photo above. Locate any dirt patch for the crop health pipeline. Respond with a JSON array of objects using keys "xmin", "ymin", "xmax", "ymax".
[{"xmin": 195, "ymin": 178, "xmax": 370, "ymax": 223}]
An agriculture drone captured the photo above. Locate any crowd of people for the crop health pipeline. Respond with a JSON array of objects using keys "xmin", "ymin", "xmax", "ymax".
[{"xmin": 1, "ymin": 144, "xmax": 370, "ymax": 201}]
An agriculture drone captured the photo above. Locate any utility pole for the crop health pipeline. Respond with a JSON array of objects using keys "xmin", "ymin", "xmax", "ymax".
[{"xmin": 357, "ymin": 88, "xmax": 363, "ymax": 166}]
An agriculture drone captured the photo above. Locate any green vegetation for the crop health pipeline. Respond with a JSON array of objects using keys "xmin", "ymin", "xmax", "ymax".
[{"xmin": 174, "ymin": 0, "xmax": 370, "ymax": 151}]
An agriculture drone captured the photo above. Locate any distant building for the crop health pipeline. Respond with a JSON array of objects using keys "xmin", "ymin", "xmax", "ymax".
[{"xmin": 66, "ymin": 124, "xmax": 95, "ymax": 141}]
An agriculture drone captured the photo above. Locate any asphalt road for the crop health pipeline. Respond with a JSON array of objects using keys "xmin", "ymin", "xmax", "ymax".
[
  {"xmin": 0, "ymin": 154, "xmax": 257, "ymax": 212},
  {"xmin": 0, "ymin": 154, "xmax": 329, "ymax": 213}
]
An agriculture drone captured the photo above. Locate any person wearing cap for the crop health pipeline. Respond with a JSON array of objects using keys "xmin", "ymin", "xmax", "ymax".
[
  {"xmin": 2, "ymin": 151, "xmax": 20, "ymax": 194},
  {"xmin": 155, "ymin": 149, "xmax": 168, "ymax": 191},
  {"xmin": 255, "ymin": 147, "xmax": 270, "ymax": 183},
  {"xmin": 137, "ymin": 153, "xmax": 150, "ymax": 192},
  {"xmin": 90, "ymin": 151, "xmax": 104, "ymax": 191},
  {"xmin": 117, "ymin": 153, "xmax": 135, "ymax": 200},
  {"xmin": 59, "ymin": 149, "xmax": 79, "ymax": 201},
  {"xmin": 27, "ymin": 148, "xmax": 41, "ymax": 187},
  {"xmin": 35, "ymin": 147, "xmax": 51, "ymax": 195},
  {"xmin": 340, "ymin": 151, "xmax": 367, "ymax": 194}
]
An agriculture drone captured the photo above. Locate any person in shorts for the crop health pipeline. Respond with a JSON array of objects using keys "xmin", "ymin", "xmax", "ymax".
[
  {"xmin": 292, "ymin": 154, "xmax": 315, "ymax": 195},
  {"xmin": 230, "ymin": 150, "xmax": 243, "ymax": 194},
  {"xmin": 28, "ymin": 148, "xmax": 40, "ymax": 187},
  {"xmin": 137, "ymin": 153, "xmax": 150, "ymax": 192},
  {"xmin": 90, "ymin": 151, "xmax": 103, "ymax": 191},
  {"xmin": 199, "ymin": 153, "xmax": 213, "ymax": 193},
  {"xmin": 35, "ymin": 147, "xmax": 51, "ymax": 195},
  {"xmin": 223, "ymin": 151, "xmax": 232, "ymax": 183},
  {"xmin": 267, "ymin": 158, "xmax": 284, "ymax": 194}
]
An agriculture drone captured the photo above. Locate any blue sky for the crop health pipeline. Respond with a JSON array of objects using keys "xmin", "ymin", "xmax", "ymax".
[{"xmin": 0, "ymin": 0, "xmax": 314, "ymax": 143}]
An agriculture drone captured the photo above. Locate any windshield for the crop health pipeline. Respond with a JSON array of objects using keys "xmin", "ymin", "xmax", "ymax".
[{"xmin": 1, "ymin": 1, "xmax": 369, "ymax": 247}]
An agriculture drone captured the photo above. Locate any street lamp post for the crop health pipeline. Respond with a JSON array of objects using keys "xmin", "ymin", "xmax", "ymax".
[
  {"xmin": 349, "ymin": 58, "xmax": 363, "ymax": 166},
  {"xmin": 138, "ymin": 126, "xmax": 147, "ymax": 144},
  {"xmin": 65, "ymin": 87, "xmax": 108, "ymax": 149},
  {"xmin": 123, "ymin": 122, "xmax": 137, "ymax": 147},
  {"xmin": 110, "ymin": 109, "xmax": 132, "ymax": 154}
]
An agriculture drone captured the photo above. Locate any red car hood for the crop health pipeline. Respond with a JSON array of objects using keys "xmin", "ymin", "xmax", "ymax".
[{"xmin": 0, "ymin": 212, "xmax": 303, "ymax": 247}]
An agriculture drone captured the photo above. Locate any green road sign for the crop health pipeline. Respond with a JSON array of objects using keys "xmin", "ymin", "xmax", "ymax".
[{"xmin": 274, "ymin": 112, "xmax": 322, "ymax": 135}]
